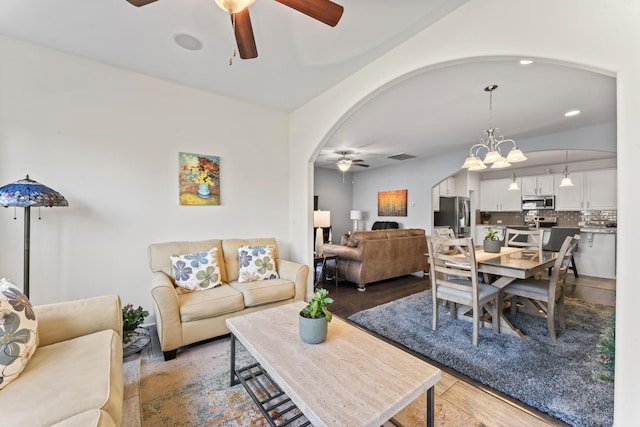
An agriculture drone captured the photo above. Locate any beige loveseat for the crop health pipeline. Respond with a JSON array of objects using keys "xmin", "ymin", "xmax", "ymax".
[
  {"xmin": 149, "ymin": 237, "xmax": 309, "ymax": 360},
  {"xmin": 0, "ymin": 294, "xmax": 123, "ymax": 426},
  {"xmin": 322, "ymin": 228, "xmax": 429, "ymax": 291}
]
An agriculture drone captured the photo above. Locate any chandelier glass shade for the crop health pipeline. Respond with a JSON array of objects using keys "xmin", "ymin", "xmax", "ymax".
[{"xmin": 462, "ymin": 85, "xmax": 527, "ymax": 171}]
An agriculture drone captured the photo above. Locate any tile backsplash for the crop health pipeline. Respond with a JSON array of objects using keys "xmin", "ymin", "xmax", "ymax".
[{"xmin": 481, "ymin": 210, "xmax": 616, "ymax": 227}]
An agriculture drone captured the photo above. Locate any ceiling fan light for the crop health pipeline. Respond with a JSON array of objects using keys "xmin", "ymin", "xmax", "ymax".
[
  {"xmin": 337, "ymin": 161, "xmax": 351, "ymax": 172},
  {"xmin": 483, "ymin": 150, "xmax": 502, "ymax": 164},
  {"xmin": 491, "ymin": 157, "xmax": 511, "ymax": 169},
  {"xmin": 506, "ymin": 148, "xmax": 527, "ymax": 163},
  {"xmin": 214, "ymin": 0, "xmax": 255, "ymax": 14}
]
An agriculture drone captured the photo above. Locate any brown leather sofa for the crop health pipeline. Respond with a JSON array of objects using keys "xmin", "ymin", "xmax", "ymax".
[{"xmin": 322, "ymin": 228, "xmax": 429, "ymax": 291}]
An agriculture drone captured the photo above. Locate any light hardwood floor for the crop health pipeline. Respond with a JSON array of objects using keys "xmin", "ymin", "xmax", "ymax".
[{"xmin": 122, "ymin": 272, "xmax": 614, "ymax": 427}]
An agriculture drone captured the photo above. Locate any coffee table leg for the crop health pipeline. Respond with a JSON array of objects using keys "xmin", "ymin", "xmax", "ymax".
[
  {"xmin": 230, "ymin": 333, "xmax": 239, "ymax": 386},
  {"xmin": 426, "ymin": 386, "xmax": 435, "ymax": 427}
]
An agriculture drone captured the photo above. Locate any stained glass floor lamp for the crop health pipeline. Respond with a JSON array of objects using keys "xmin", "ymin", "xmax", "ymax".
[{"xmin": 0, "ymin": 175, "xmax": 68, "ymax": 298}]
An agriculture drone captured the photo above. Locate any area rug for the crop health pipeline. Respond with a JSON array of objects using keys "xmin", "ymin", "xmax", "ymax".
[
  {"xmin": 348, "ymin": 290, "xmax": 615, "ymax": 427},
  {"xmin": 138, "ymin": 336, "xmax": 483, "ymax": 426}
]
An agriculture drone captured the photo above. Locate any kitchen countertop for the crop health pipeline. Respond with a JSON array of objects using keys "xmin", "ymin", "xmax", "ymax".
[
  {"xmin": 579, "ymin": 227, "xmax": 617, "ymax": 234},
  {"xmin": 479, "ymin": 224, "xmax": 617, "ymax": 234}
]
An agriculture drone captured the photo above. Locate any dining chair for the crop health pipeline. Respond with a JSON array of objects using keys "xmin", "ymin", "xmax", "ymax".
[
  {"xmin": 435, "ymin": 227, "xmax": 456, "ymax": 238},
  {"xmin": 504, "ymin": 228, "xmax": 544, "ymax": 260},
  {"xmin": 543, "ymin": 227, "xmax": 580, "ymax": 278},
  {"xmin": 504, "ymin": 235, "xmax": 580, "ymax": 340},
  {"xmin": 426, "ymin": 236, "xmax": 500, "ymax": 346}
]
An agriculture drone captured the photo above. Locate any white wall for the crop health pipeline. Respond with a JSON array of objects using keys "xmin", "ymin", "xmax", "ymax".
[
  {"xmin": 0, "ymin": 36, "xmax": 290, "ymax": 322},
  {"xmin": 290, "ymin": 0, "xmax": 639, "ymax": 423}
]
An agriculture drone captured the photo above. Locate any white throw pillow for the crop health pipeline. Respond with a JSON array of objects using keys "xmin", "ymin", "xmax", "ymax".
[
  {"xmin": 0, "ymin": 278, "xmax": 38, "ymax": 390},
  {"xmin": 238, "ymin": 244, "xmax": 280, "ymax": 283},
  {"xmin": 170, "ymin": 247, "xmax": 222, "ymax": 291}
]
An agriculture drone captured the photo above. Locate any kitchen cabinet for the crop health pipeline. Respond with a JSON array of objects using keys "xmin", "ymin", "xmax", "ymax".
[
  {"xmin": 521, "ymin": 175, "xmax": 555, "ymax": 196},
  {"xmin": 432, "ymin": 185, "xmax": 440, "ymax": 212},
  {"xmin": 585, "ymin": 169, "xmax": 616, "ymax": 210},
  {"xmin": 439, "ymin": 177, "xmax": 456, "ymax": 197},
  {"xmin": 555, "ymin": 168, "xmax": 616, "ymax": 210},
  {"xmin": 573, "ymin": 231, "xmax": 616, "ymax": 279},
  {"xmin": 480, "ymin": 178, "xmax": 521, "ymax": 211}
]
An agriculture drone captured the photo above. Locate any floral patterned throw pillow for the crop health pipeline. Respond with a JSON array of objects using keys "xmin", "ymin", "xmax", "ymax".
[
  {"xmin": 238, "ymin": 244, "xmax": 280, "ymax": 283},
  {"xmin": 171, "ymin": 247, "xmax": 222, "ymax": 292},
  {"xmin": 0, "ymin": 278, "xmax": 38, "ymax": 390}
]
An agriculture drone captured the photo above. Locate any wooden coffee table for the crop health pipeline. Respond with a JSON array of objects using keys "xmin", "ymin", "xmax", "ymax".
[{"xmin": 227, "ymin": 302, "xmax": 441, "ymax": 427}]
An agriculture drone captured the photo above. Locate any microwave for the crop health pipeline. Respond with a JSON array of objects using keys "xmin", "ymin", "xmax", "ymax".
[{"xmin": 522, "ymin": 195, "xmax": 555, "ymax": 210}]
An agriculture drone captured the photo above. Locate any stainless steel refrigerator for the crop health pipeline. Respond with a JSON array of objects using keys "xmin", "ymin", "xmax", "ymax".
[{"xmin": 434, "ymin": 196, "xmax": 471, "ymax": 238}]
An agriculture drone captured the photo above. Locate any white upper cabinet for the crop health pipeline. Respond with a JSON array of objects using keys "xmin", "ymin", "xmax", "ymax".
[
  {"xmin": 555, "ymin": 168, "xmax": 616, "ymax": 210},
  {"xmin": 521, "ymin": 175, "xmax": 555, "ymax": 196},
  {"xmin": 480, "ymin": 178, "xmax": 521, "ymax": 211},
  {"xmin": 555, "ymin": 173, "xmax": 584, "ymax": 210},
  {"xmin": 585, "ymin": 169, "xmax": 617, "ymax": 210},
  {"xmin": 438, "ymin": 177, "xmax": 456, "ymax": 197}
]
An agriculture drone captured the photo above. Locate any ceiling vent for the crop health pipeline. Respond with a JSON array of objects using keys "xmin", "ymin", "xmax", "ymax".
[{"xmin": 387, "ymin": 153, "xmax": 416, "ymax": 161}]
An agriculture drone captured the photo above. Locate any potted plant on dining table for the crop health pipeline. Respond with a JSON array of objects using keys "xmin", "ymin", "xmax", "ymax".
[{"xmin": 483, "ymin": 227, "xmax": 502, "ymax": 253}]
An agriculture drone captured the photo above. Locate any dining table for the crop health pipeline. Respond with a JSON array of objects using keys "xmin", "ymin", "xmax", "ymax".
[{"xmin": 443, "ymin": 246, "xmax": 559, "ymax": 338}]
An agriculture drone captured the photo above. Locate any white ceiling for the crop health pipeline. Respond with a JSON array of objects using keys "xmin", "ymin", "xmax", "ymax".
[
  {"xmin": 0, "ymin": 0, "xmax": 468, "ymax": 111},
  {"xmin": 316, "ymin": 59, "xmax": 617, "ymax": 172},
  {"xmin": 0, "ymin": 0, "xmax": 617, "ymax": 172}
]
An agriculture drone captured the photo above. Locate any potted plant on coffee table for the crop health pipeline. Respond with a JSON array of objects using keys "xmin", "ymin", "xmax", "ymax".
[
  {"xmin": 299, "ymin": 288, "xmax": 333, "ymax": 344},
  {"xmin": 483, "ymin": 227, "xmax": 502, "ymax": 253}
]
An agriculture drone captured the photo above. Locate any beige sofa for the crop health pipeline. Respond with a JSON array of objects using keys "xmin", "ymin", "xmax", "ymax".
[
  {"xmin": 322, "ymin": 228, "xmax": 429, "ymax": 291},
  {"xmin": 0, "ymin": 294, "xmax": 123, "ymax": 426},
  {"xmin": 149, "ymin": 237, "xmax": 309, "ymax": 360}
]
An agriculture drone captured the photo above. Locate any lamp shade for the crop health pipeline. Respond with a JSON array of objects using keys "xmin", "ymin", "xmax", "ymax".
[
  {"xmin": 313, "ymin": 210, "xmax": 331, "ymax": 228},
  {"xmin": 0, "ymin": 175, "xmax": 68, "ymax": 207},
  {"xmin": 350, "ymin": 210, "xmax": 363, "ymax": 220}
]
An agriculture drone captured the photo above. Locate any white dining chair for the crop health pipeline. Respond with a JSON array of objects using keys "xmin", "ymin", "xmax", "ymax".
[
  {"xmin": 426, "ymin": 235, "xmax": 500, "ymax": 346},
  {"xmin": 503, "ymin": 235, "xmax": 580, "ymax": 340},
  {"xmin": 504, "ymin": 228, "xmax": 544, "ymax": 260}
]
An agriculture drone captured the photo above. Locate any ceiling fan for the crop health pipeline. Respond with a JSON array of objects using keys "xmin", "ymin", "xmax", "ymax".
[
  {"xmin": 336, "ymin": 151, "xmax": 369, "ymax": 172},
  {"xmin": 125, "ymin": 0, "xmax": 344, "ymax": 60}
]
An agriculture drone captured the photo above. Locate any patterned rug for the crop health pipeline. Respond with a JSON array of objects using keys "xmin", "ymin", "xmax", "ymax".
[
  {"xmin": 348, "ymin": 291, "xmax": 615, "ymax": 427},
  {"xmin": 138, "ymin": 336, "xmax": 483, "ymax": 426}
]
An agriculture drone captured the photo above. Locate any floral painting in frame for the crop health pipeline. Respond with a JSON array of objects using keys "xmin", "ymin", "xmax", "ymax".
[
  {"xmin": 179, "ymin": 152, "xmax": 220, "ymax": 205},
  {"xmin": 378, "ymin": 189, "xmax": 408, "ymax": 216}
]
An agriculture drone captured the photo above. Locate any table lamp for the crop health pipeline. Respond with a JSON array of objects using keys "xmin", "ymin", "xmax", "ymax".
[
  {"xmin": 350, "ymin": 210, "xmax": 363, "ymax": 232},
  {"xmin": 313, "ymin": 210, "xmax": 331, "ymax": 256}
]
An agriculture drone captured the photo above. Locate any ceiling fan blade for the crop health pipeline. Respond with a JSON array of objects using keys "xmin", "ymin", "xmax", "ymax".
[
  {"xmin": 275, "ymin": 0, "xmax": 344, "ymax": 27},
  {"xmin": 125, "ymin": 0, "xmax": 158, "ymax": 6},
  {"xmin": 351, "ymin": 159, "xmax": 365, "ymax": 163},
  {"xmin": 233, "ymin": 8, "xmax": 258, "ymax": 59},
  {"xmin": 354, "ymin": 164, "xmax": 369, "ymax": 168}
]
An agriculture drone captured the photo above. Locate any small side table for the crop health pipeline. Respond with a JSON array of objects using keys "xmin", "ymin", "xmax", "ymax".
[{"xmin": 314, "ymin": 255, "xmax": 339, "ymax": 291}]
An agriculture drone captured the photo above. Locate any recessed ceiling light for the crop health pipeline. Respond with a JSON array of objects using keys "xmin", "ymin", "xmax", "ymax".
[
  {"xmin": 519, "ymin": 59, "xmax": 534, "ymax": 65},
  {"xmin": 565, "ymin": 110, "xmax": 581, "ymax": 117},
  {"xmin": 174, "ymin": 33, "xmax": 203, "ymax": 51}
]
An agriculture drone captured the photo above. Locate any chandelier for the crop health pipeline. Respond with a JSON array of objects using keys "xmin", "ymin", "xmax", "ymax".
[{"xmin": 462, "ymin": 85, "xmax": 527, "ymax": 170}]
